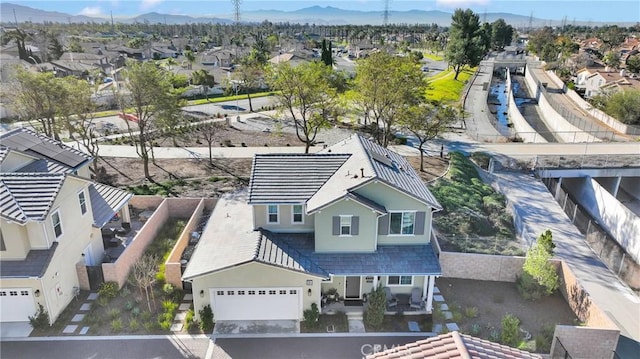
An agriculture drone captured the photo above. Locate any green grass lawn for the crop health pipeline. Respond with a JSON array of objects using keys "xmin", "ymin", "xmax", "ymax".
[
  {"xmin": 423, "ymin": 52, "xmax": 444, "ymax": 61},
  {"xmin": 425, "ymin": 67, "xmax": 476, "ymax": 104}
]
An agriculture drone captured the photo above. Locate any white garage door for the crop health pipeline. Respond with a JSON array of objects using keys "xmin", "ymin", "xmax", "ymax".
[
  {"xmin": 211, "ymin": 287, "xmax": 301, "ymax": 321},
  {"xmin": 0, "ymin": 288, "xmax": 36, "ymax": 322}
]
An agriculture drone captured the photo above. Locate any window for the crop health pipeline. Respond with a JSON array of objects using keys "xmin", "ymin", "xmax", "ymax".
[
  {"xmin": 269, "ymin": 290, "xmax": 276, "ymax": 295},
  {"xmin": 238, "ymin": 290, "xmax": 245, "ymax": 295},
  {"xmin": 340, "ymin": 216, "xmax": 352, "ymax": 235},
  {"xmin": 388, "ymin": 276, "xmax": 413, "ymax": 286},
  {"xmin": 389, "ymin": 212, "xmax": 415, "ymax": 235},
  {"xmin": 279, "ymin": 290, "xmax": 287, "ymax": 295},
  {"xmin": 52, "ymin": 210, "xmax": 62, "ymax": 238},
  {"xmin": 267, "ymin": 205, "xmax": 278, "ymax": 223},
  {"xmin": 227, "ymin": 290, "xmax": 234, "ymax": 295},
  {"xmin": 20, "ymin": 290, "xmax": 28, "ymax": 296},
  {"xmin": 0, "ymin": 230, "xmax": 5, "ymax": 251},
  {"xmin": 217, "ymin": 291, "xmax": 224, "ymax": 295},
  {"xmin": 292, "ymin": 205, "xmax": 303, "ymax": 223},
  {"xmin": 78, "ymin": 191, "xmax": 87, "ymax": 215},
  {"xmin": 289, "ymin": 290, "xmax": 297, "ymax": 295},
  {"xmin": 248, "ymin": 290, "xmax": 256, "ymax": 295},
  {"xmin": 258, "ymin": 290, "xmax": 266, "ymax": 295}
]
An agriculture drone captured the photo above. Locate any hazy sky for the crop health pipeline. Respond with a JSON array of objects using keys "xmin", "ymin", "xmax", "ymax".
[{"xmin": 10, "ymin": 0, "xmax": 640, "ymax": 22}]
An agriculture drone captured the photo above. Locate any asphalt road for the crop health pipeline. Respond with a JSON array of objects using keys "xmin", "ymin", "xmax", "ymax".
[{"xmin": 0, "ymin": 335, "xmax": 427, "ymax": 359}]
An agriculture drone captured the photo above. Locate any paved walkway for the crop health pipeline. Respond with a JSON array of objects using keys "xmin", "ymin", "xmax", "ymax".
[
  {"xmin": 488, "ymin": 170, "xmax": 640, "ymax": 343},
  {"xmin": 462, "ymin": 57, "xmax": 506, "ymax": 142}
]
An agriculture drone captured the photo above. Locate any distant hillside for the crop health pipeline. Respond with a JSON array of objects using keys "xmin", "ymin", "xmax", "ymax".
[{"xmin": 0, "ymin": 3, "xmax": 633, "ymax": 27}]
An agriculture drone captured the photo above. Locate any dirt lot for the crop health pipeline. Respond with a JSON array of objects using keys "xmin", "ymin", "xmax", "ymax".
[
  {"xmin": 436, "ymin": 278, "xmax": 577, "ymax": 350},
  {"xmin": 99, "ymin": 129, "xmax": 449, "ymax": 197}
]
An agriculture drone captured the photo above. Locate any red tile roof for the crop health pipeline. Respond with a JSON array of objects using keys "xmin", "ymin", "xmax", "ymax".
[{"xmin": 366, "ymin": 331, "xmax": 542, "ymax": 359}]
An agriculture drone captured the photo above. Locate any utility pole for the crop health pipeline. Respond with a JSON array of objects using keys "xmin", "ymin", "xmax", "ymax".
[
  {"xmin": 528, "ymin": 12, "xmax": 533, "ymax": 32},
  {"xmin": 13, "ymin": 8, "xmax": 18, "ymax": 27},
  {"xmin": 111, "ymin": 11, "xmax": 115, "ymax": 32},
  {"xmin": 383, "ymin": 0, "xmax": 390, "ymax": 26}
]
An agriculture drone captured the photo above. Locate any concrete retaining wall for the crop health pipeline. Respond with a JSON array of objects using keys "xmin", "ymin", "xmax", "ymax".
[
  {"xmin": 546, "ymin": 70, "xmax": 640, "ymax": 136},
  {"xmin": 524, "ymin": 68, "xmax": 600, "ymax": 143},
  {"xmin": 551, "ymin": 325, "xmax": 619, "ymax": 359},
  {"xmin": 506, "ymin": 70, "xmax": 548, "ymax": 143},
  {"xmin": 440, "ymin": 252, "xmax": 525, "ymax": 281}
]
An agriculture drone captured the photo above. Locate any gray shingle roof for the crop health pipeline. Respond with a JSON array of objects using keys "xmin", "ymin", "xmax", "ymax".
[
  {"xmin": 267, "ymin": 231, "xmax": 441, "ymax": 276},
  {"xmin": 0, "ymin": 128, "xmax": 92, "ymax": 171},
  {"xmin": 359, "ymin": 136, "xmax": 442, "ymax": 210},
  {"xmin": 248, "ymin": 154, "xmax": 350, "ymax": 204},
  {"xmin": 90, "ymin": 183, "xmax": 133, "ymax": 228},
  {"xmin": 0, "ymin": 242, "xmax": 58, "ymax": 278},
  {"xmin": 0, "ymin": 173, "xmax": 66, "ymax": 223}
]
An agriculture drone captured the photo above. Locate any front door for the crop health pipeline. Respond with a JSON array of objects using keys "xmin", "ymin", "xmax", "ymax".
[{"xmin": 345, "ymin": 276, "xmax": 361, "ymax": 299}]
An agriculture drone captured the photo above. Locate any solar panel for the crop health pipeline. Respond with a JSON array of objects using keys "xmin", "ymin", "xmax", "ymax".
[{"xmin": 370, "ymin": 150, "xmax": 393, "ymax": 167}]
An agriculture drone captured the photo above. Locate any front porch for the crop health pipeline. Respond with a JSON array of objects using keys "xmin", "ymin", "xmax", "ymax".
[{"xmin": 320, "ymin": 274, "xmax": 437, "ymax": 315}]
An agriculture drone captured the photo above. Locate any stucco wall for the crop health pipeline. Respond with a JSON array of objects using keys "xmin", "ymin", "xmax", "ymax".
[
  {"xmin": 190, "ymin": 262, "xmax": 320, "ymax": 321},
  {"xmin": 551, "ymin": 325, "xmax": 619, "ymax": 359},
  {"xmin": 355, "ymin": 182, "xmax": 432, "ymax": 245},
  {"xmin": 506, "ymin": 70, "xmax": 548, "ymax": 143},
  {"xmin": 314, "ymin": 198, "xmax": 377, "ymax": 252},
  {"xmin": 524, "ymin": 68, "xmax": 600, "ymax": 143},
  {"xmin": 440, "ymin": 252, "xmax": 525, "ymax": 282},
  {"xmin": 0, "ymin": 221, "xmax": 30, "ymax": 259},
  {"xmin": 253, "ymin": 204, "xmax": 314, "ymax": 232}
]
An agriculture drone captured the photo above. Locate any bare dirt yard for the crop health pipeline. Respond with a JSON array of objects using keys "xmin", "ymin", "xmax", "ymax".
[
  {"xmin": 436, "ymin": 278, "xmax": 578, "ymax": 352},
  {"xmin": 99, "ymin": 128, "xmax": 449, "ymax": 197}
]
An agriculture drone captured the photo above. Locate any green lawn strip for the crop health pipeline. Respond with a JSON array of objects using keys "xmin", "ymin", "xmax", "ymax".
[
  {"xmin": 423, "ymin": 52, "xmax": 444, "ymax": 61},
  {"xmin": 428, "ymin": 152, "xmax": 520, "ymax": 255},
  {"xmin": 426, "ymin": 67, "xmax": 476, "ymax": 103},
  {"xmin": 92, "ymin": 91, "xmax": 278, "ymax": 119}
]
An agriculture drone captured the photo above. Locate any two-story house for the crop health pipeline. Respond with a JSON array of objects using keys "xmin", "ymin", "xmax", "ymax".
[
  {"xmin": 0, "ymin": 128, "xmax": 132, "ymax": 324},
  {"xmin": 182, "ymin": 134, "xmax": 442, "ymax": 322}
]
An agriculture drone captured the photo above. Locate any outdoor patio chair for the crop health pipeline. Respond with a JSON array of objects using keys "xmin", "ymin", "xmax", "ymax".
[
  {"xmin": 409, "ymin": 287, "xmax": 424, "ymax": 310},
  {"xmin": 384, "ymin": 287, "xmax": 398, "ymax": 308}
]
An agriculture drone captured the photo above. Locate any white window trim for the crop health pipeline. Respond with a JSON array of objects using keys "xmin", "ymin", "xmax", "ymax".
[
  {"xmin": 387, "ymin": 275, "xmax": 413, "ymax": 286},
  {"xmin": 388, "ymin": 211, "xmax": 417, "ymax": 236},
  {"xmin": 51, "ymin": 209, "xmax": 63, "ymax": 239},
  {"xmin": 78, "ymin": 189, "xmax": 87, "ymax": 216},
  {"xmin": 291, "ymin": 204, "xmax": 304, "ymax": 225},
  {"xmin": 339, "ymin": 215, "xmax": 352, "ymax": 237},
  {"xmin": 267, "ymin": 204, "xmax": 279, "ymax": 224}
]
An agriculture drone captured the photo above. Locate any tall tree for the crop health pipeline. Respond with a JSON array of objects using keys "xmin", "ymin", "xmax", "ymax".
[
  {"xmin": 10, "ymin": 69, "xmax": 64, "ymax": 139},
  {"xmin": 353, "ymin": 52, "xmax": 427, "ymax": 147},
  {"xmin": 235, "ymin": 56, "xmax": 265, "ymax": 112},
  {"xmin": 321, "ymin": 39, "xmax": 333, "ymax": 66},
  {"xmin": 490, "ymin": 19, "xmax": 513, "ymax": 50},
  {"xmin": 267, "ymin": 61, "xmax": 339, "ymax": 153},
  {"xmin": 445, "ymin": 8, "xmax": 485, "ymax": 80},
  {"xmin": 183, "ymin": 50, "xmax": 195, "ymax": 70},
  {"xmin": 48, "ymin": 36, "xmax": 64, "ymax": 61},
  {"xmin": 626, "ymin": 55, "xmax": 640, "ymax": 74},
  {"xmin": 120, "ymin": 61, "xmax": 183, "ymax": 181},
  {"xmin": 401, "ymin": 102, "xmax": 458, "ymax": 171}
]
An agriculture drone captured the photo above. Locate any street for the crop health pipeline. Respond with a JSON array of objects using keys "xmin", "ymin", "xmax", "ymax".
[{"xmin": 0, "ymin": 335, "xmax": 428, "ymax": 359}]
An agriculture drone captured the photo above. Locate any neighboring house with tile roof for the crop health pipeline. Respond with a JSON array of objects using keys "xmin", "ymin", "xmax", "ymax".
[
  {"xmin": 0, "ymin": 128, "xmax": 132, "ymax": 324},
  {"xmin": 366, "ymin": 331, "xmax": 543, "ymax": 359},
  {"xmin": 183, "ymin": 134, "xmax": 442, "ymax": 322}
]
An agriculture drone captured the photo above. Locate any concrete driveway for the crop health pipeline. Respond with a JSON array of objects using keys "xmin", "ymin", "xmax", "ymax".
[
  {"xmin": 0, "ymin": 322, "xmax": 33, "ymax": 338},
  {"xmin": 213, "ymin": 320, "xmax": 300, "ymax": 336}
]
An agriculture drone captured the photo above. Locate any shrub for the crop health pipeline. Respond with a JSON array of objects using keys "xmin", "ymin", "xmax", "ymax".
[
  {"xmin": 303, "ymin": 303, "xmax": 320, "ymax": 329},
  {"xmin": 364, "ymin": 285, "xmax": 386, "ymax": 330},
  {"xmin": 119, "ymin": 286, "xmax": 132, "ymax": 298},
  {"xmin": 464, "ymin": 306, "xmax": 479, "ymax": 318},
  {"xmin": 141, "ymin": 311, "xmax": 152, "ymax": 321},
  {"xmin": 199, "ymin": 305, "xmax": 214, "ymax": 333},
  {"xmin": 470, "ymin": 323, "xmax": 481, "ymax": 336},
  {"xmin": 535, "ymin": 324, "xmax": 555, "ymax": 353},
  {"xmin": 501, "ymin": 313, "xmax": 521, "ymax": 347},
  {"xmin": 131, "ymin": 307, "xmax": 141, "ymax": 317},
  {"xmin": 185, "ymin": 308, "xmax": 198, "ymax": 330},
  {"xmin": 519, "ymin": 230, "xmax": 559, "ymax": 300},
  {"xmin": 111, "ymin": 318, "xmax": 123, "ymax": 332},
  {"xmin": 129, "ymin": 318, "xmax": 140, "ymax": 331},
  {"xmin": 28, "ymin": 303, "xmax": 50, "ymax": 330},
  {"xmin": 108, "ymin": 308, "xmax": 121, "ymax": 320},
  {"xmin": 125, "ymin": 301, "xmax": 136, "ymax": 311},
  {"xmin": 98, "ymin": 281, "xmax": 119, "ymax": 299},
  {"xmin": 143, "ymin": 321, "xmax": 156, "ymax": 331}
]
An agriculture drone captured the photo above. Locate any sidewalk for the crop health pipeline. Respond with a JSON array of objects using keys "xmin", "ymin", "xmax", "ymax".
[{"xmin": 487, "ymin": 170, "xmax": 640, "ymax": 344}]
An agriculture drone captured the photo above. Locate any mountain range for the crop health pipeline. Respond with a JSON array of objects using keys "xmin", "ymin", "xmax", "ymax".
[{"xmin": 0, "ymin": 3, "xmax": 630, "ymax": 27}]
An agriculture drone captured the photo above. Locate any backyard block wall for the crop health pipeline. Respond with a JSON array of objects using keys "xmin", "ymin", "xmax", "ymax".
[
  {"xmin": 165, "ymin": 198, "xmax": 217, "ymax": 289},
  {"xmin": 102, "ymin": 198, "xmax": 170, "ymax": 288},
  {"xmin": 76, "ymin": 262, "xmax": 90, "ymax": 291},
  {"xmin": 440, "ymin": 252, "xmax": 525, "ymax": 282},
  {"xmin": 129, "ymin": 196, "xmax": 165, "ymax": 211},
  {"xmin": 551, "ymin": 325, "xmax": 619, "ymax": 359}
]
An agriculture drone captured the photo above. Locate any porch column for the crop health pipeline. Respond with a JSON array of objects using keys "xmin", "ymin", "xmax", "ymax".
[
  {"xmin": 120, "ymin": 204, "xmax": 131, "ymax": 223},
  {"xmin": 373, "ymin": 276, "xmax": 378, "ymax": 289},
  {"xmin": 425, "ymin": 275, "xmax": 435, "ymax": 312}
]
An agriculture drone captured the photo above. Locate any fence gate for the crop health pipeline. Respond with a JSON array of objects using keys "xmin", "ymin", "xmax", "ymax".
[{"xmin": 86, "ymin": 266, "xmax": 104, "ymax": 291}]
